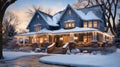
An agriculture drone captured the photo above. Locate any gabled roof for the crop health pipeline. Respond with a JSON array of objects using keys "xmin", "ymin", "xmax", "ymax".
[
  {"xmin": 27, "ymin": 4, "xmax": 104, "ymax": 29},
  {"xmin": 37, "ymin": 10, "xmax": 59, "ymax": 26},
  {"xmin": 52, "ymin": 4, "xmax": 102, "ymax": 24}
]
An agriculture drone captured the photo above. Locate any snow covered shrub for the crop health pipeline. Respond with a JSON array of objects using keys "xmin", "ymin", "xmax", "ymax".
[
  {"xmin": 7, "ymin": 38, "xmax": 19, "ymax": 50},
  {"xmin": 31, "ymin": 43, "xmax": 39, "ymax": 51},
  {"xmin": 19, "ymin": 47, "xmax": 32, "ymax": 52},
  {"xmin": 40, "ymin": 42, "xmax": 49, "ymax": 52}
]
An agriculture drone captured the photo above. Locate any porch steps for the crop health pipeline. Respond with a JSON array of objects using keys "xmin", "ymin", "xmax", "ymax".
[{"xmin": 50, "ymin": 47, "xmax": 65, "ymax": 54}]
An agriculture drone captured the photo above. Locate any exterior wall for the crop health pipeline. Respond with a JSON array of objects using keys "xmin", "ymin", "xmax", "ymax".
[
  {"xmin": 27, "ymin": 12, "xmax": 49, "ymax": 32},
  {"xmin": 59, "ymin": 6, "xmax": 82, "ymax": 29}
]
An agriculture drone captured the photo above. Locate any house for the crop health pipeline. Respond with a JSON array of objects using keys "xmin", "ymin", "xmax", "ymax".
[{"xmin": 15, "ymin": 4, "xmax": 114, "ymax": 47}]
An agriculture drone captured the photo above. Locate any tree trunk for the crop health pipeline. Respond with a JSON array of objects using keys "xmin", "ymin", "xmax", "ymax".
[
  {"xmin": 0, "ymin": 0, "xmax": 17, "ymax": 59},
  {"xmin": 0, "ymin": 20, "xmax": 3, "ymax": 59}
]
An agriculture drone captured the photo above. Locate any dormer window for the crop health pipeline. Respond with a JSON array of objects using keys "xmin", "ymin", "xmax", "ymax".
[
  {"xmin": 93, "ymin": 21, "xmax": 98, "ymax": 28},
  {"xmin": 37, "ymin": 15, "xmax": 40, "ymax": 18},
  {"xmin": 88, "ymin": 21, "xmax": 92, "ymax": 28},
  {"xmin": 65, "ymin": 20, "xmax": 75, "ymax": 29},
  {"xmin": 68, "ymin": 10, "xmax": 71, "ymax": 15},
  {"xmin": 34, "ymin": 24, "xmax": 41, "ymax": 32},
  {"xmin": 84, "ymin": 22, "xmax": 87, "ymax": 28}
]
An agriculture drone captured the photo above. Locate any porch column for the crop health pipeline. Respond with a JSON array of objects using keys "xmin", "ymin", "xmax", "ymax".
[
  {"xmin": 70, "ymin": 33, "xmax": 74, "ymax": 42},
  {"xmin": 92, "ymin": 31, "xmax": 97, "ymax": 41},
  {"xmin": 103, "ymin": 34, "xmax": 105, "ymax": 42},
  {"xmin": 33, "ymin": 35, "xmax": 37, "ymax": 43},
  {"xmin": 51, "ymin": 34, "xmax": 54, "ymax": 43},
  {"xmin": 47, "ymin": 34, "xmax": 49, "ymax": 42},
  {"xmin": 23, "ymin": 37, "xmax": 25, "ymax": 45}
]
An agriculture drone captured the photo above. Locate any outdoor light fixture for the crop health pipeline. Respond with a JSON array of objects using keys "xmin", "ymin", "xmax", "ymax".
[
  {"xmin": 74, "ymin": 37, "xmax": 78, "ymax": 40},
  {"xmin": 60, "ymin": 37, "xmax": 63, "ymax": 40}
]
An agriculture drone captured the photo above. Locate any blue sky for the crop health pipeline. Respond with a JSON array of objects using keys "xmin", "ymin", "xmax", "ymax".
[
  {"xmin": 7, "ymin": 0, "xmax": 77, "ymax": 12},
  {"xmin": 6, "ymin": 0, "xmax": 78, "ymax": 32}
]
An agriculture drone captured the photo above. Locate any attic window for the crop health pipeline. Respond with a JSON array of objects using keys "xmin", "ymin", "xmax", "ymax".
[
  {"xmin": 84, "ymin": 22, "xmax": 87, "ymax": 28},
  {"xmin": 93, "ymin": 21, "xmax": 98, "ymax": 28},
  {"xmin": 37, "ymin": 15, "xmax": 39, "ymax": 18},
  {"xmin": 34, "ymin": 24, "xmax": 41, "ymax": 32},
  {"xmin": 68, "ymin": 10, "xmax": 71, "ymax": 15},
  {"xmin": 88, "ymin": 21, "xmax": 92, "ymax": 28}
]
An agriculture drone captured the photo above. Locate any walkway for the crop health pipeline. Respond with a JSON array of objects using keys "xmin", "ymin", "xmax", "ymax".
[{"xmin": 0, "ymin": 55, "xmax": 64, "ymax": 67}]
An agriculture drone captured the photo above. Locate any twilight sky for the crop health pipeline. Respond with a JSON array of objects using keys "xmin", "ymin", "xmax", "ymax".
[
  {"xmin": 6, "ymin": 0, "xmax": 120, "ymax": 33},
  {"xmin": 6, "ymin": 0, "xmax": 77, "ymax": 33}
]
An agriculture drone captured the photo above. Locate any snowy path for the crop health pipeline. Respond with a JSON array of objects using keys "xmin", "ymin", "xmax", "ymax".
[
  {"xmin": 3, "ymin": 51, "xmax": 61, "ymax": 61},
  {"xmin": 0, "ymin": 55, "xmax": 64, "ymax": 67},
  {"xmin": 40, "ymin": 49, "xmax": 120, "ymax": 67}
]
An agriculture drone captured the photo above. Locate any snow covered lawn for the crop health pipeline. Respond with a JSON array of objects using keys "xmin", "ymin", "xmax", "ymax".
[
  {"xmin": 40, "ymin": 49, "xmax": 120, "ymax": 67},
  {"xmin": 3, "ymin": 51, "xmax": 48, "ymax": 61}
]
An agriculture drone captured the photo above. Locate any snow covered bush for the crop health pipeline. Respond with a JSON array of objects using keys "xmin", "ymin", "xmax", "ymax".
[
  {"xmin": 19, "ymin": 47, "xmax": 32, "ymax": 52},
  {"xmin": 7, "ymin": 38, "xmax": 19, "ymax": 50}
]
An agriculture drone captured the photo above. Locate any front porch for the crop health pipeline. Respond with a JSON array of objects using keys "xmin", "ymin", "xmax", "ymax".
[{"xmin": 15, "ymin": 29, "xmax": 113, "ymax": 47}]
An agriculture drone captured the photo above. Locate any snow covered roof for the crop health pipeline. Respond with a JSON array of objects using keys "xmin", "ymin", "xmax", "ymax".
[
  {"xmin": 37, "ymin": 11, "xmax": 59, "ymax": 26},
  {"xmin": 36, "ymin": 28, "xmax": 52, "ymax": 34},
  {"xmin": 53, "ymin": 27, "xmax": 98, "ymax": 34},
  {"xmin": 76, "ymin": 11, "xmax": 101, "ymax": 20},
  {"xmin": 16, "ymin": 32, "xmax": 37, "ymax": 36},
  {"xmin": 30, "ymin": 5, "xmax": 103, "ymax": 27},
  {"xmin": 65, "ymin": 20, "xmax": 75, "ymax": 23},
  {"xmin": 16, "ymin": 27, "xmax": 98, "ymax": 36}
]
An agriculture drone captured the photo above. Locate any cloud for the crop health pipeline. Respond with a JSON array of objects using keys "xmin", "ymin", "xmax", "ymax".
[{"xmin": 9, "ymin": 10, "xmax": 30, "ymax": 33}]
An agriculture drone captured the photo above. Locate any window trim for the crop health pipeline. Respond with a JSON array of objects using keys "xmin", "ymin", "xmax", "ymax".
[
  {"xmin": 93, "ymin": 21, "xmax": 98, "ymax": 28},
  {"xmin": 34, "ymin": 24, "xmax": 41, "ymax": 32},
  {"xmin": 65, "ymin": 21, "xmax": 75, "ymax": 29}
]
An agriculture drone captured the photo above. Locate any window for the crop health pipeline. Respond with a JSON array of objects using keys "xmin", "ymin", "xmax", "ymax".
[
  {"xmin": 84, "ymin": 22, "xmax": 87, "ymax": 28},
  {"xmin": 65, "ymin": 21, "xmax": 75, "ymax": 29},
  {"xmin": 93, "ymin": 21, "xmax": 97, "ymax": 28},
  {"xmin": 88, "ymin": 21, "xmax": 92, "ymax": 28},
  {"xmin": 25, "ymin": 39, "xmax": 29, "ymax": 44},
  {"xmin": 83, "ymin": 36, "xmax": 92, "ymax": 43},
  {"xmin": 68, "ymin": 10, "xmax": 71, "ymax": 15},
  {"xmin": 71, "ymin": 23, "xmax": 75, "ymax": 27},
  {"xmin": 34, "ymin": 24, "xmax": 41, "ymax": 32},
  {"xmin": 19, "ymin": 38, "xmax": 23, "ymax": 44}
]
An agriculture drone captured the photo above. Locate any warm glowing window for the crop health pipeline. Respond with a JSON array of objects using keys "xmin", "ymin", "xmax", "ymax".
[
  {"xmin": 65, "ymin": 21, "xmax": 75, "ymax": 29},
  {"xmin": 83, "ymin": 36, "xmax": 92, "ymax": 42},
  {"xmin": 40, "ymin": 38, "xmax": 43, "ymax": 43},
  {"xmin": 69, "ymin": 23, "xmax": 71, "ymax": 27},
  {"xmin": 84, "ymin": 22, "xmax": 87, "ymax": 28},
  {"xmin": 88, "ymin": 21, "xmax": 92, "ymax": 28},
  {"xmin": 34, "ymin": 24, "xmax": 41, "ymax": 32},
  {"xmin": 93, "ymin": 21, "xmax": 97, "ymax": 28},
  {"xmin": 68, "ymin": 10, "xmax": 71, "ymax": 15},
  {"xmin": 71, "ymin": 23, "xmax": 75, "ymax": 27}
]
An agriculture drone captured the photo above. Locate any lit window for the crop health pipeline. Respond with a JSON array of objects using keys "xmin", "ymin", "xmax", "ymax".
[
  {"xmin": 71, "ymin": 23, "xmax": 75, "ymax": 27},
  {"xmin": 88, "ymin": 21, "xmax": 92, "ymax": 28},
  {"xmin": 65, "ymin": 22, "xmax": 75, "ymax": 29},
  {"xmin": 83, "ymin": 36, "xmax": 92, "ymax": 43},
  {"xmin": 94, "ymin": 21, "xmax": 97, "ymax": 28},
  {"xmin": 69, "ymin": 23, "xmax": 71, "ymax": 27},
  {"xmin": 65, "ymin": 23, "xmax": 69, "ymax": 28},
  {"xmin": 68, "ymin": 10, "xmax": 71, "ymax": 15},
  {"xmin": 34, "ymin": 24, "xmax": 41, "ymax": 32},
  {"xmin": 84, "ymin": 22, "xmax": 87, "ymax": 28},
  {"xmin": 19, "ymin": 38, "xmax": 23, "ymax": 44},
  {"xmin": 40, "ymin": 38, "xmax": 43, "ymax": 43}
]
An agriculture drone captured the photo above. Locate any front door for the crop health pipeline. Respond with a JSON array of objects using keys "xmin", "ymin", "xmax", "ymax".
[{"xmin": 63, "ymin": 35, "xmax": 70, "ymax": 43}]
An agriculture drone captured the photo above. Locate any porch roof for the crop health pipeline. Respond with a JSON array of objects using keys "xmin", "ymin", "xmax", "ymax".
[
  {"xmin": 53, "ymin": 27, "xmax": 98, "ymax": 34},
  {"xmin": 15, "ymin": 32, "xmax": 37, "ymax": 36},
  {"xmin": 16, "ymin": 27, "xmax": 98, "ymax": 36}
]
